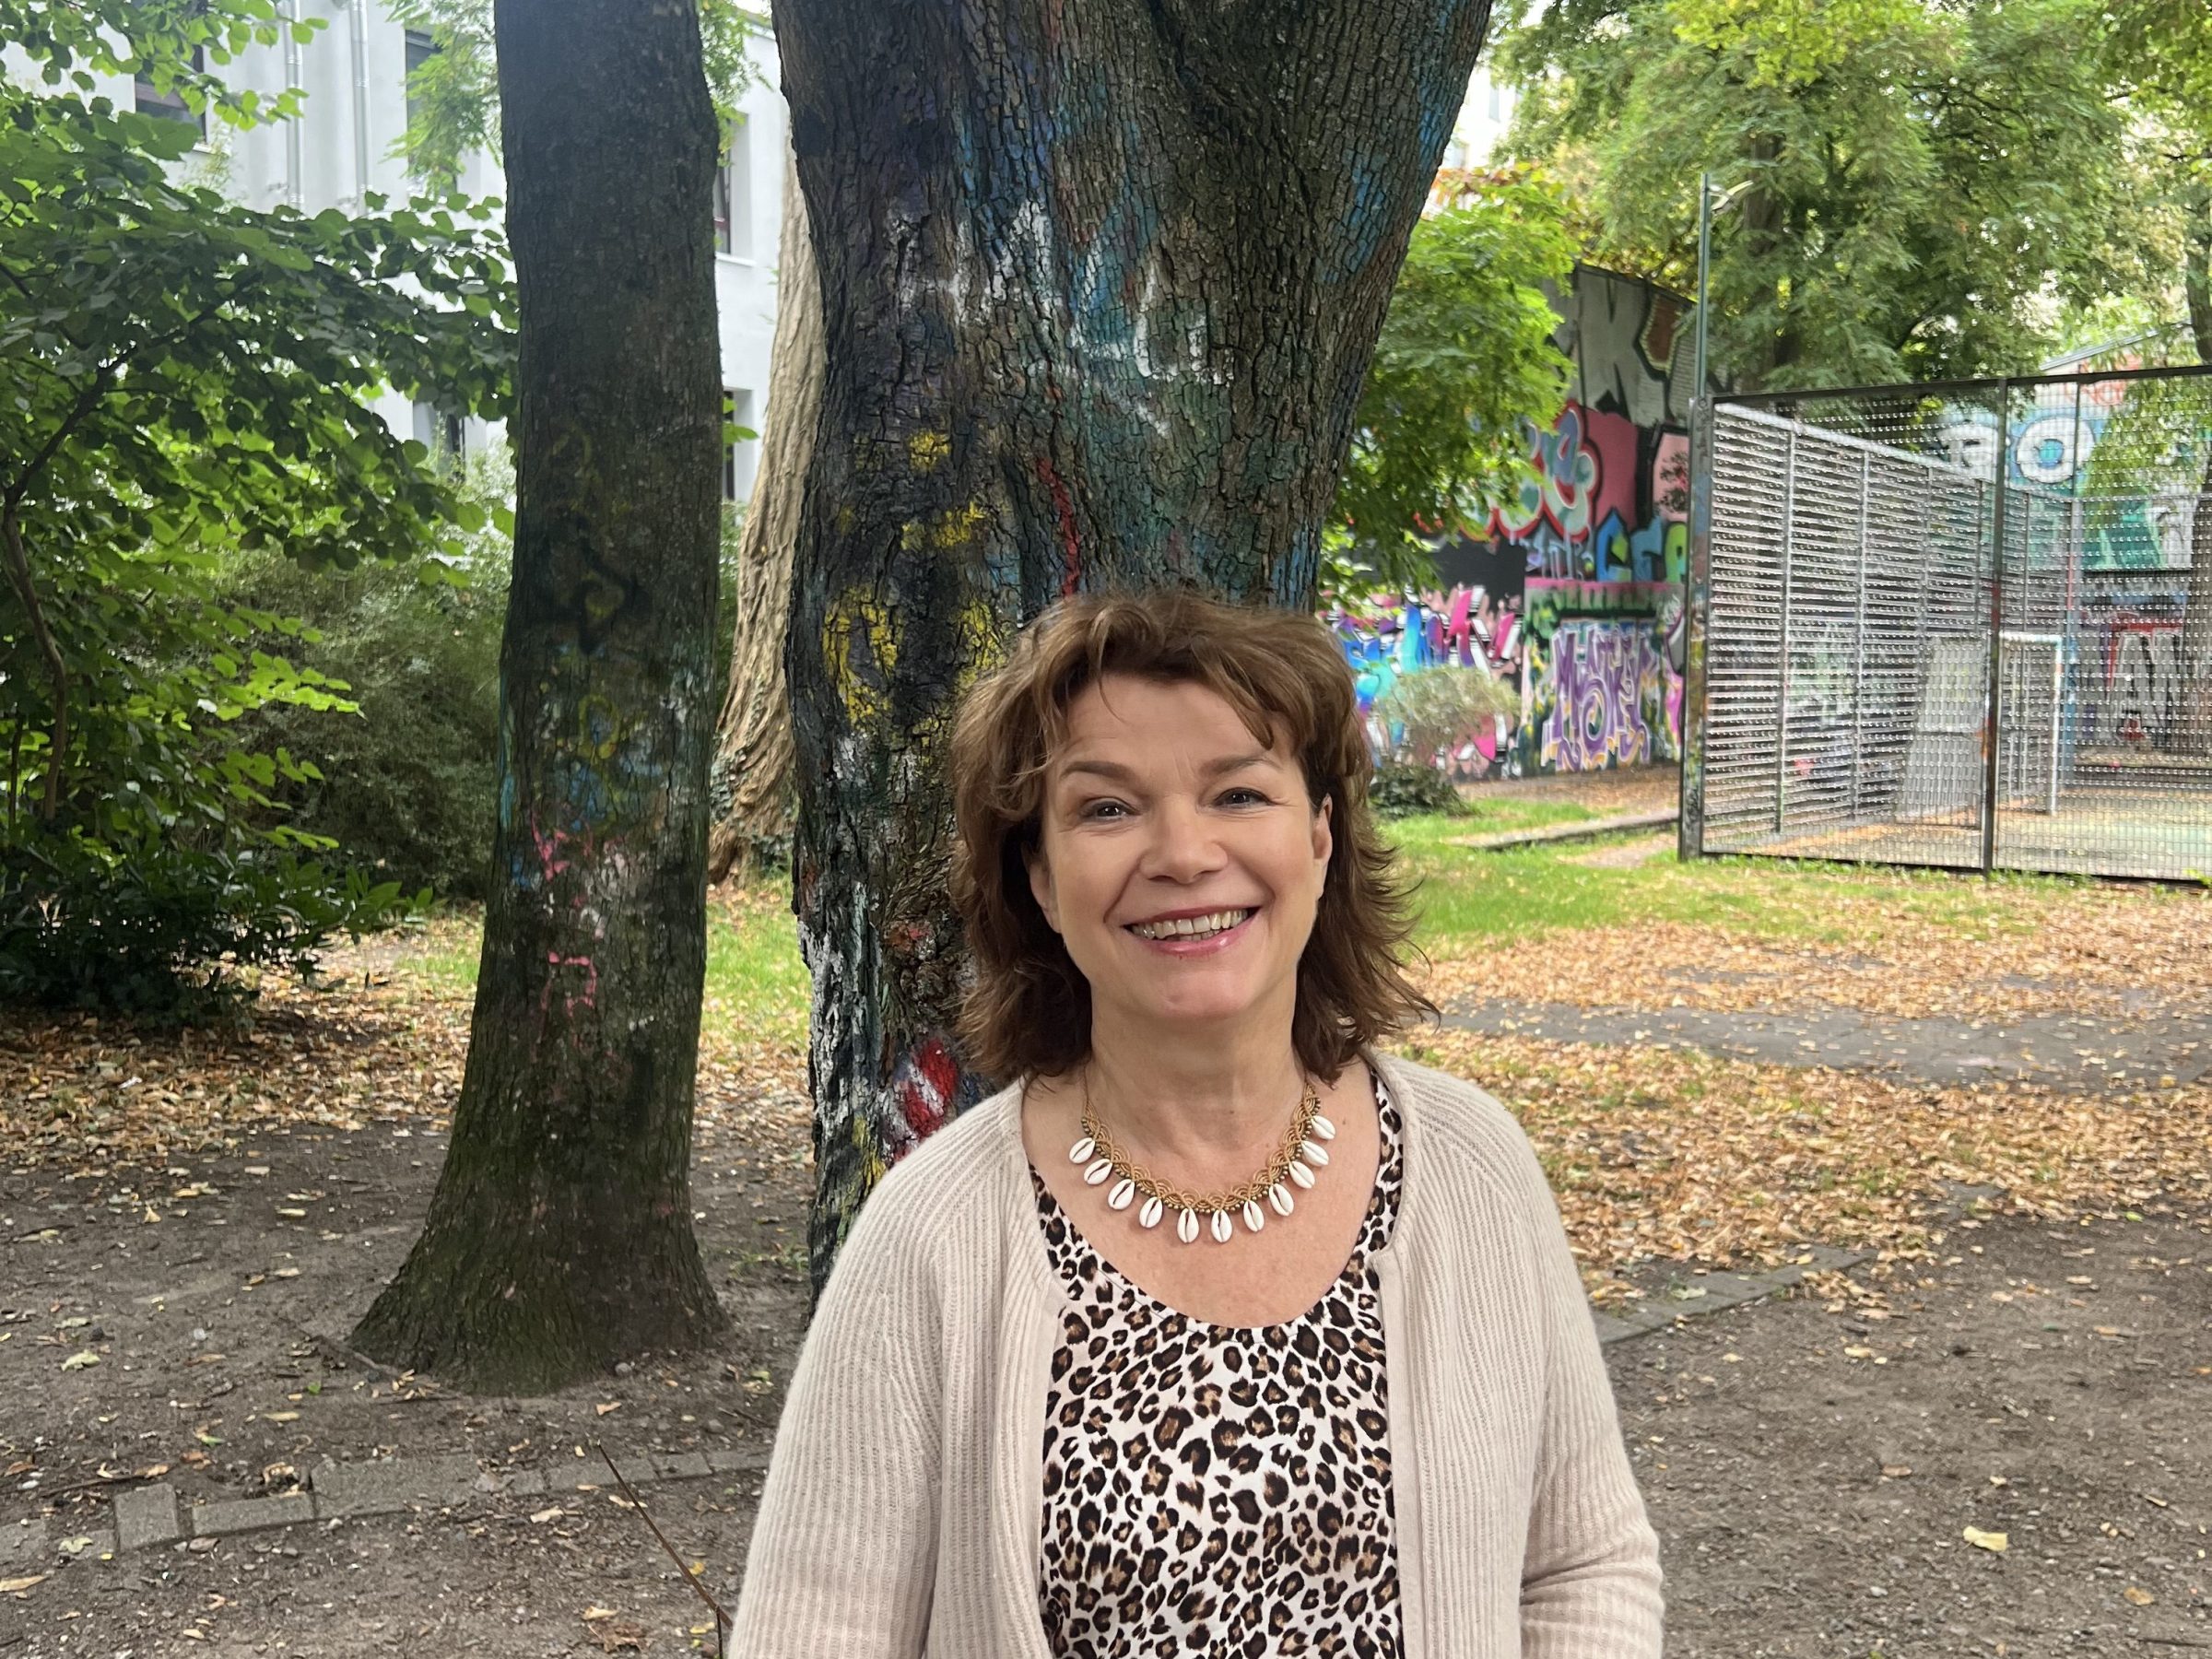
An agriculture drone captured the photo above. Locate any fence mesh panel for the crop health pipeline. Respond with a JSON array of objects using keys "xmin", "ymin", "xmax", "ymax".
[{"xmin": 1687, "ymin": 367, "xmax": 2212, "ymax": 881}]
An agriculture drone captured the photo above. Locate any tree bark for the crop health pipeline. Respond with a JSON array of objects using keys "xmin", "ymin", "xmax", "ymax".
[
  {"xmin": 2181, "ymin": 185, "xmax": 2212, "ymax": 755},
  {"xmin": 354, "ymin": 0, "xmax": 726, "ymax": 1389},
  {"xmin": 776, "ymin": 0, "xmax": 1493, "ymax": 1293},
  {"xmin": 708, "ymin": 135, "xmax": 818, "ymax": 881}
]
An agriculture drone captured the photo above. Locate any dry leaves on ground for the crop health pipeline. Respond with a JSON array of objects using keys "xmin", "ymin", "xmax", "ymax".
[
  {"xmin": 1420, "ymin": 887, "xmax": 2212, "ymax": 1024},
  {"xmin": 1397, "ymin": 1027, "xmax": 2212, "ymax": 1303}
]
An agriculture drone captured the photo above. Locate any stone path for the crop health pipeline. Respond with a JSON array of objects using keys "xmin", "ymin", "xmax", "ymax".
[{"xmin": 1446, "ymin": 999, "xmax": 2212, "ymax": 1093}]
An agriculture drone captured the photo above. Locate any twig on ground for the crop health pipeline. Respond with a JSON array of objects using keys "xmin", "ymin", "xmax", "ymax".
[
  {"xmin": 277, "ymin": 1316, "xmax": 429, "ymax": 1392},
  {"xmin": 596, "ymin": 1443, "xmax": 730, "ymax": 1659}
]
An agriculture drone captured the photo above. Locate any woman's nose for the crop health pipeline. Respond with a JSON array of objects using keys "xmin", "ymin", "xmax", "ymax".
[{"xmin": 1141, "ymin": 798, "xmax": 1225, "ymax": 881}]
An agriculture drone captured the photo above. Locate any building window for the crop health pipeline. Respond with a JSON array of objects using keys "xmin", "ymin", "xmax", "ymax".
[
  {"xmin": 713, "ymin": 116, "xmax": 751, "ymax": 257},
  {"xmin": 723, "ymin": 388, "xmax": 757, "ymax": 501},
  {"xmin": 135, "ymin": 47, "xmax": 206, "ymax": 137},
  {"xmin": 405, "ymin": 29, "xmax": 439, "ymax": 142},
  {"xmin": 412, "ymin": 399, "xmax": 466, "ymax": 469}
]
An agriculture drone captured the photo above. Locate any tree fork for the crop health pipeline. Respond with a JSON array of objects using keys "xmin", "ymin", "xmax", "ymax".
[
  {"xmin": 777, "ymin": 0, "xmax": 1493, "ymax": 1294},
  {"xmin": 354, "ymin": 0, "xmax": 726, "ymax": 1389}
]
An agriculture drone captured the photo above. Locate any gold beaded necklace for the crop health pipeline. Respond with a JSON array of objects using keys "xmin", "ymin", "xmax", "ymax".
[{"xmin": 1068, "ymin": 1070, "xmax": 1335, "ymax": 1245}]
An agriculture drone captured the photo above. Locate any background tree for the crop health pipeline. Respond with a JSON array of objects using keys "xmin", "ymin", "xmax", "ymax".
[
  {"xmin": 1327, "ymin": 169, "xmax": 1577, "ymax": 592},
  {"xmin": 777, "ymin": 0, "xmax": 1495, "ymax": 1290},
  {"xmin": 0, "ymin": 0, "xmax": 512, "ymax": 1016},
  {"xmin": 353, "ymin": 0, "xmax": 729, "ymax": 1388},
  {"xmin": 1496, "ymin": 0, "xmax": 2158, "ymax": 388},
  {"xmin": 708, "ymin": 136, "xmax": 818, "ymax": 881}
]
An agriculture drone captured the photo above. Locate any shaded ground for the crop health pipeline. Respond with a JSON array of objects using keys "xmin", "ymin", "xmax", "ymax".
[{"xmin": 1625, "ymin": 1210, "xmax": 2212, "ymax": 1657}]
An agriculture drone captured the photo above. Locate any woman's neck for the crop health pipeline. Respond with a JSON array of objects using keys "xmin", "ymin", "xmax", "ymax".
[{"xmin": 1080, "ymin": 1012, "xmax": 1310, "ymax": 1167}]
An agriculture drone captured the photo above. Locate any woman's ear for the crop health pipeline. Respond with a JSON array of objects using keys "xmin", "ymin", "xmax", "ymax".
[
  {"xmin": 1312, "ymin": 794, "xmax": 1335, "ymax": 870},
  {"xmin": 1027, "ymin": 847, "xmax": 1060, "ymax": 934}
]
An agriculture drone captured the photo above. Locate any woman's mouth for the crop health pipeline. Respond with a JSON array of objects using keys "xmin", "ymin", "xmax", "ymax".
[{"xmin": 1126, "ymin": 907, "xmax": 1254, "ymax": 943}]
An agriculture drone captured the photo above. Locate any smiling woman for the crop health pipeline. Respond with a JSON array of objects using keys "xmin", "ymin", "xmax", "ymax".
[{"xmin": 729, "ymin": 591, "xmax": 1665, "ymax": 1659}]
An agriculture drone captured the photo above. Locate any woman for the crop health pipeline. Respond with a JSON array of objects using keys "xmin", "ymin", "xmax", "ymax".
[{"xmin": 731, "ymin": 591, "xmax": 1663, "ymax": 1657}]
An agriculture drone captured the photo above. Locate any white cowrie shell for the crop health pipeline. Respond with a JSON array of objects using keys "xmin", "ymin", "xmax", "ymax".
[
  {"xmin": 1084, "ymin": 1158, "xmax": 1113, "ymax": 1186},
  {"xmin": 1067, "ymin": 1136, "xmax": 1096, "ymax": 1164},
  {"xmin": 1176, "ymin": 1208, "xmax": 1200, "ymax": 1244},
  {"xmin": 1107, "ymin": 1178, "xmax": 1136, "ymax": 1211},
  {"xmin": 1139, "ymin": 1195, "xmax": 1165, "ymax": 1229},
  {"xmin": 1242, "ymin": 1199, "xmax": 1265, "ymax": 1234},
  {"xmin": 1301, "ymin": 1141, "xmax": 1329, "ymax": 1168},
  {"xmin": 1288, "ymin": 1162, "xmax": 1316, "ymax": 1190},
  {"xmin": 1268, "ymin": 1183, "xmax": 1294, "ymax": 1217},
  {"xmin": 1209, "ymin": 1210, "xmax": 1234, "ymax": 1244},
  {"xmin": 1311, "ymin": 1113, "xmax": 1336, "ymax": 1142}
]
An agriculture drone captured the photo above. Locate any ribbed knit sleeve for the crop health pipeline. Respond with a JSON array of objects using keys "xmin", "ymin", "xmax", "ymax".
[
  {"xmin": 1513, "ymin": 1136, "xmax": 1665, "ymax": 1658},
  {"xmin": 727, "ymin": 1163, "xmax": 944, "ymax": 1658}
]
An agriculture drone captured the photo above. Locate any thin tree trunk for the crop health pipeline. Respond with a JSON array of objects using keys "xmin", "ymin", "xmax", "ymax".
[
  {"xmin": 354, "ymin": 0, "xmax": 726, "ymax": 1389},
  {"xmin": 708, "ymin": 135, "xmax": 818, "ymax": 882},
  {"xmin": 2180, "ymin": 186, "xmax": 2212, "ymax": 755},
  {"xmin": 776, "ymin": 0, "xmax": 1493, "ymax": 1294}
]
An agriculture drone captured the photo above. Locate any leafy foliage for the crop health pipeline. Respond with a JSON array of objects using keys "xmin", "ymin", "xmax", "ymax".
[
  {"xmin": 1368, "ymin": 759, "xmax": 1468, "ymax": 819},
  {"xmin": 1328, "ymin": 172, "xmax": 1575, "ymax": 589},
  {"xmin": 1496, "ymin": 0, "xmax": 2160, "ymax": 387},
  {"xmin": 390, "ymin": 0, "xmax": 770, "ymax": 188},
  {"xmin": 1373, "ymin": 665, "xmax": 1523, "ymax": 771},
  {"xmin": 0, "ymin": 0, "xmax": 514, "ymax": 1015}
]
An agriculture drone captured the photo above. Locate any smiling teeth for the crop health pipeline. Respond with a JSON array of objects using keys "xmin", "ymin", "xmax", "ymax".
[{"xmin": 1130, "ymin": 908, "xmax": 1252, "ymax": 941}]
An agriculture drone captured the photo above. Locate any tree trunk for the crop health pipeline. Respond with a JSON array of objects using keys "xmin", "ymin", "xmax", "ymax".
[
  {"xmin": 708, "ymin": 135, "xmax": 818, "ymax": 882},
  {"xmin": 776, "ymin": 0, "xmax": 1493, "ymax": 1293},
  {"xmin": 2181, "ymin": 185, "xmax": 2212, "ymax": 756},
  {"xmin": 353, "ymin": 0, "xmax": 727, "ymax": 1390}
]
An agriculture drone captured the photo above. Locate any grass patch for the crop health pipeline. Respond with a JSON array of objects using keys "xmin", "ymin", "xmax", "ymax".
[{"xmin": 1443, "ymin": 797, "xmax": 1599, "ymax": 834}]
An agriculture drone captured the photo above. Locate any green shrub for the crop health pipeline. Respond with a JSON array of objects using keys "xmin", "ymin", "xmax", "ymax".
[
  {"xmin": 1369, "ymin": 759, "xmax": 1465, "ymax": 818},
  {"xmin": 1372, "ymin": 665, "xmax": 1521, "ymax": 769},
  {"xmin": 0, "ymin": 829, "xmax": 415, "ymax": 1023}
]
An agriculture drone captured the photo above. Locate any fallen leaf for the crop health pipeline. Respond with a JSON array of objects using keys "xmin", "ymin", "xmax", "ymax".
[
  {"xmin": 594, "ymin": 1401, "xmax": 620, "ymax": 1417},
  {"xmin": 1879, "ymin": 1465, "xmax": 1912, "ymax": 1479},
  {"xmin": 275, "ymin": 1207, "xmax": 306, "ymax": 1219},
  {"xmin": 57, "ymin": 1535, "xmax": 94, "ymax": 1556},
  {"xmin": 2124, "ymin": 1586, "xmax": 2155, "ymax": 1606},
  {"xmin": 0, "ymin": 1574, "xmax": 48, "ymax": 1594},
  {"xmin": 1963, "ymin": 1526, "xmax": 2009, "ymax": 1553},
  {"xmin": 529, "ymin": 1506, "xmax": 564, "ymax": 1524},
  {"xmin": 60, "ymin": 1350, "xmax": 100, "ymax": 1371},
  {"xmin": 581, "ymin": 1606, "xmax": 618, "ymax": 1622},
  {"xmin": 264, "ymin": 1411, "xmax": 300, "ymax": 1424}
]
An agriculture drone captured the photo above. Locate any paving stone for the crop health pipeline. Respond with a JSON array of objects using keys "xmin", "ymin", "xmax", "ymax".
[
  {"xmin": 114, "ymin": 1483, "xmax": 183, "ymax": 1551},
  {"xmin": 192, "ymin": 1494, "xmax": 313, "ymax": 1538},
  {"xmin": 705, "ymin": 1448, "xmax": 770, "ymax": 1476},
  {"xmin": 1, "ymin": 1517, "xmax": 52, "ymax": 1570},
  {"xmin": 649, "ymin": 1452, "xmax": 712, "ymax": 1481},
  {"xmin": 311, "ymin": 1453, "xmax": 482, "ymax": 1517}
]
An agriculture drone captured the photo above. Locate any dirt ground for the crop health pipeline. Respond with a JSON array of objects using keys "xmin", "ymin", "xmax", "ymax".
[{"xmin": 6, "ymin": 1106, "xmax": 2206, "ymax": 1657}]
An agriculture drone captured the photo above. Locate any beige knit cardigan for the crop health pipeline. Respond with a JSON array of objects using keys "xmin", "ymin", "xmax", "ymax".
[{"xmin": 729, "ymin": 1050, "xmax": 1665, "ymax": 1658}]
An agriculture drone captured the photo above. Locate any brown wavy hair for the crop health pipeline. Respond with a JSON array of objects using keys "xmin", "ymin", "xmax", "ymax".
[{"xmin": 947, "ymin": 587, "xmax": 1434, "ymax": 1083}]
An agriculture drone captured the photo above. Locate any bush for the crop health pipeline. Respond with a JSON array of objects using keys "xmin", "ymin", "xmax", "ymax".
[
  {"xmin": 1368, "ymin": 759, "xmax": 1465, "ymax": 818},
  {"xmin": 0, "ymin": 830, "xmax": 415, "ymax": 1023},
  {"xmin": 215, "ymin": 544, "xmax": 508, "ymax": 902},
  {"xmin": 1372, "ymin": 665, "xmax": 1520, "ymax": 768}
]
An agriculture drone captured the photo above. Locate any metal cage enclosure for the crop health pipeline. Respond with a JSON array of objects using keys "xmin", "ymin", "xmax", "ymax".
[{"xmin": 1681, "ymin": 366, "xmax": 2212, "ymax": 881}]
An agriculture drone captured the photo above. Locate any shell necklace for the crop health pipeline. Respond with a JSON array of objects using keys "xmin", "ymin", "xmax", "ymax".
[{"xmin": 1068, "ymin": 1072, "xmax": 1335, "ymax": 1245}]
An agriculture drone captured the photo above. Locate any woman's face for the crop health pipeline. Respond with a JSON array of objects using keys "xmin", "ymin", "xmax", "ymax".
[{"xmin": 1028, "ymin": 674, "xmax": 1334, "ymax": 1048}]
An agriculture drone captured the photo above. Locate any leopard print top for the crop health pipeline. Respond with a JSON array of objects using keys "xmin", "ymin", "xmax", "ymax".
[{"xmin": 1030, "ymin": 1075, "xmax": 1406, "ymax": 1659}]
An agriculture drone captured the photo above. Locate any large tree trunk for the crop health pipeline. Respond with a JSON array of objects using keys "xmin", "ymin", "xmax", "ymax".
[
  {"xmin": 708, "ymin": 135, "xmax": 818, "ymax": 881},
  {"xmin": 354, "ymin": 0, "xmax": 726, "ymax": 1389},
  {"xmin": 2181, "ymin": 186, "xmax": 2212, "ymax": 755},
  {"xmin": 776, "ymin": 0, "xmax": 1492, "ymax": 1293}
]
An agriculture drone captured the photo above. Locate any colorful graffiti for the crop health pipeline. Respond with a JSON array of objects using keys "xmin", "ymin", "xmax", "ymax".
[
  {"xmin": 1528, "ymin": 622, "xmax": 1678, "ymax": 771},
  {"xmin": 1325, "ymin": 269, "xmax": 1697, "ymax": 778},
  {"xmin": 2081, "ymin": 584, "xmax": 2188, "ymax": 747}
]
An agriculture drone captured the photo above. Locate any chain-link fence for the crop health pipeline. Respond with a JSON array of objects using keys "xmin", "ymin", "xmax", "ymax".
[{"xmin": 1681, "ymin": 366, "xmax": 2212, "ymax": 881}]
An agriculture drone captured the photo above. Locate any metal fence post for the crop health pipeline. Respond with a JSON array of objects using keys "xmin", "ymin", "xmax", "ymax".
[
  {"xmin": 1774, "ymin": 429, "xmax": 1798, "ymax": 836},
  {"xmin": 1980, "ymin": 380, "xmax": 2011, "ymax": 874},
  {"xmin": 1679, "ymin": 394, "xmax": 1716, "ymax": 863},
  {"xmin": 1851, "ymin": 448, "xmax": 1869, "ymax": 823}
]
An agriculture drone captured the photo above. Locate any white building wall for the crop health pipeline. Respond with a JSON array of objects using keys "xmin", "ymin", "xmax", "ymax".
[
  {"xmin": 1441, "ymin": 65, "xmax": 1517, "ymax": 172},
  {"xmin": 34, "ymin": 6, "xmax": 784, "ymax": 490}
]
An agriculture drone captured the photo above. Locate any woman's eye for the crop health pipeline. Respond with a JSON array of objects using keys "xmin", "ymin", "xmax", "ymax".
[
  {"xmin": 1219, "ymin": 788, "xmax": 1268, "ymax": 806},
  {"xmin": 1078, "ymin": 800, "xmax": 1128, "ymax": 821}
]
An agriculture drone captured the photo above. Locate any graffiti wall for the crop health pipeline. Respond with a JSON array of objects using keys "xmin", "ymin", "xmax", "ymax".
[{"xmin": 1327, "ymin": 265, "xmax": 1695, "ymax": 777}]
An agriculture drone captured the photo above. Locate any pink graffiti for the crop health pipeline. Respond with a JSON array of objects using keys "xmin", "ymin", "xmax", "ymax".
[
  {"xmin": 540, "ymin": 951, "xmax": 598, "ymax": 1019},
  {"xmin": 529, "ymin": 815, "xmax": 573, "ymax": 879}
]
